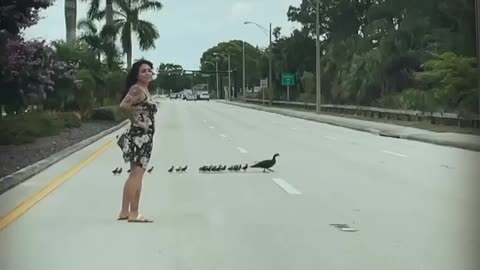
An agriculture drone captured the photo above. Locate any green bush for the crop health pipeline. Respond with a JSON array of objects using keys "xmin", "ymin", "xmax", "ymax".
[
  {"xmin": 76, "ymin": 69, "xmax": 96, "ymax": 119},
  {"xmin": 104, "ymin": 70, "xmax": 127, "ymax": 105},
  {"xmin": 0, "ymin": 112, "xmax": 81, "ymax": 145},
  {"xmin": 61, "ymin": 112, "xmax": 82, "ymax": 128},
  {"xmin": 91, "ymin": 105, "xmax": 126, "ymax": 122}
]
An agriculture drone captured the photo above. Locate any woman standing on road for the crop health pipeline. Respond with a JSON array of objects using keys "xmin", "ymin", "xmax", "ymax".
[{"xmin": 117, "ymin": 59, "xmax": 157, "ymax": 223}]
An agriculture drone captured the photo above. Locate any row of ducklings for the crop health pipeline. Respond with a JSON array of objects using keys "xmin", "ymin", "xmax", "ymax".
[{"xmin": 199, "ymin": 164, "xmax": 248, "ymax": 172}]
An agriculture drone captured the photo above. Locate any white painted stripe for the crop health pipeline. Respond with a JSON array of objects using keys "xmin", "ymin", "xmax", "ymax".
[
  {"xmin": 382, "ymin": 150, "xmax": 407, "ymax": 158},
  {"xmin": 272, "ymin": 178, "xmax": 302, "ymax": 195},
  {"xmin": 324, "ymin": 136, "xmax": 337, "ymax": 140},
  {"xmin": 291, "ymin": 127, "xmax": 297, "ymax": 130},
  {"xmin": 209, "ymin": 126, "xmax": 215, "ymax": 129},
  {"xmin": 219, "ymin": 134, "xmax": 227, "ymax": 138},
  {"xmin": 237, "ymin": 147, "xmax": 248, "ymax": 153}
]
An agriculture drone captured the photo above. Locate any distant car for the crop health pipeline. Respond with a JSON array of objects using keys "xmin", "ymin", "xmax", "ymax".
[
  {"xmin": 198, "ymin": 92, "xmax": 210, "ymax": 101},
  {"xmin": 184, "ymin": 94, "xmax": 196, "ymax": 101}
]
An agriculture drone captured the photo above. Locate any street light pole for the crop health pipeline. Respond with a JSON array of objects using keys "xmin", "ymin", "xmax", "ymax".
[
  {"xmin": 244, "ymin": 21, "xmax": 273, "ymax": 102},
  {"xmin": 476, "ymin": 0, "xmax": 480, "ymax": 115},
  {"xmin": 243, "ymin": 41, "xmax": 246, "ymax": 101},
  {"xmin": 315, "ymin": 0, "xmax": 321, "ymax": 113},
  {"xmin": 228, "ymin": 53, "xmax": 231, "ymax": 100},
  {"xmin": 216, "ymin": 61, "xmax": 219, "ymax": 100},
  {"xmin": 269, "ymin": 23, "xmax": 272, "ymax": 101},
  {"xmin": 213, "ymin": 52, "xmax": 230, "ymax": 100}
]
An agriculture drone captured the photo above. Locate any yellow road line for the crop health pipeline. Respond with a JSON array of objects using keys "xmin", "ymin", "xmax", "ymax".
[{"xmin": 0, "ymin": 139, "xmax": 114, "ymax": 231}]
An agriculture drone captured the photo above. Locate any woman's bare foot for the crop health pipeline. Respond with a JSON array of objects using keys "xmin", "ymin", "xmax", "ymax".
[{"xmin": 117, "ymin": 211, "xmax": 129, "ymax": 220}]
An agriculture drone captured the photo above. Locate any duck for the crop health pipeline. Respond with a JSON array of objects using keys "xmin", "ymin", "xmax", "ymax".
[{"xmin": 250, "ymin": 153, "xmax": 279, "ymax": 173}]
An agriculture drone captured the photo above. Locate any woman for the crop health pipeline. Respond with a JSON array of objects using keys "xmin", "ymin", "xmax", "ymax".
[{"xmin": 117, "ymin": 59, "xmax": 157, "ymax": 223}]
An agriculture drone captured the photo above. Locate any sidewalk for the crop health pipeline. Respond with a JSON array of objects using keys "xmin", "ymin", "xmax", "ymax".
[{"xmin": 219, "ymin": 100, "xmax": 480, "ymax": 152}]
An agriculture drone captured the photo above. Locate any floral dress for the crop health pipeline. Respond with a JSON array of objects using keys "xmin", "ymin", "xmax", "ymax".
[{"xmin": 117, "ymin": 91, "xmax": 158, "ymax": 169}]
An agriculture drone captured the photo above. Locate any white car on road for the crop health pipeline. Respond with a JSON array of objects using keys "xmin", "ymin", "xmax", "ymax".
[{"xmin": 198, "ymin": 91, "xmax": 210, "ymax": 101}]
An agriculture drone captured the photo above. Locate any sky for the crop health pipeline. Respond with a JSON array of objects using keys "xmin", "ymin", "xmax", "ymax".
[{"xmin": 24, "ymin": 0, "xmax": 302, "ymax": 70}]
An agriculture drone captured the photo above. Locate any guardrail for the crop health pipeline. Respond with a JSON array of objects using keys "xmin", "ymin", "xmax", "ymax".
[{"xmin": 242, "ymin": 98, "xmax": 480, "ymax": 129}]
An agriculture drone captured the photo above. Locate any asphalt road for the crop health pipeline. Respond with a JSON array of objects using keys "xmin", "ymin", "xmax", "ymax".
[{"xmin": 1, "ymin": 99, "xmax": 479, "ymax": 270}]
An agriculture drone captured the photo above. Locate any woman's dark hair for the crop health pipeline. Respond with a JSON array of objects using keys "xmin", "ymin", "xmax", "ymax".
[{"xmin": 121, "ymin": 59, "xmax": 154, "ymax": 101}]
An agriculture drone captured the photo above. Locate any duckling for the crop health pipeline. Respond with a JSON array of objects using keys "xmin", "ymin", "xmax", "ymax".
[{"xmin": 241, "ymin": 164, "xmax": 248, "ymax": 171}]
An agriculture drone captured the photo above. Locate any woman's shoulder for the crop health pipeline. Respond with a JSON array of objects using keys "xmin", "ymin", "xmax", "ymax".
[
  {"xmin": 128, "ymin": 84, "xmax": 145, "ymax": 95},
  {"xmin": 128, "ymin": 85, "xmax": 147, "ymax": 101}
]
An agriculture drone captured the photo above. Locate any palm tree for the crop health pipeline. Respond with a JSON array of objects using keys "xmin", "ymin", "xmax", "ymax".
[
  {"xmin": 95, "ymin": 0, "xmax": 163, "ymax": 68},
  {"xmin": 65, "ymin": 0, "xmax": 77, "ymax": 43},
  {"xmin": 76, "ymin": 18, "xmax": 121, "ymax": 70},
  {"xmin": 84, "ymin": 0, "xmax": 115, "ymax": 32},
  {"xmin": 77, "ymin": 19, "xmax": 103, "ymax": 61}
]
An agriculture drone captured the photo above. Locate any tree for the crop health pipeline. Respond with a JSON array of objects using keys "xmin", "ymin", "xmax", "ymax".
[
  {"xmin": 96, "ymin": 0, "xmax": 163, "ymax": 68},
  {"xmin": 155, "ymin": 63, "xmax": 190, "ymax": 92},
  {"xmin": 84, "ymin": 0, "xmax": 115, "ymax": 32},
  {"xmin": 0, "ymin": 0, "xmax": 52, "ymax": 35},
  {"xmin": 77, "ymin": 18, "xmax": 120, "ymax": 69},
  {"xmin": 65, "ymin": 0, "xmax": 77, "ymax": 43},
  {"xmin": 200, "ymin": 40, "xmax": 264, "ymax": 98},
  {"xmin": 0, "ymin": 38, "xmax": 78, "ymax": 115},
  {"xmin": 277, "ymin": 0, "xmax": 477, "ymax": 112},
  {"xmin": 270, "ymin": 28, "xmax": 316, "ymax": 100}
]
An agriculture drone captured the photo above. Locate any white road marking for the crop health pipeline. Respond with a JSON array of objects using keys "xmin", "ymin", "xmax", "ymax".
[
  {"xmin": 237, "ymin": 147, "xmax": 248, "ymax": 153},
  {"xmin": 291, "ymin": 127, "xmax": 297, "ymax": 130},
  {"xmin": 219, "ymin": 134, "xmax": 227, "ymax": 138},
  {"xmin": 324, "ymin": 136, "xmax": 337, "ymax": 140},
  {"xmin": 272, "ymin": 178, "xmax": 302, "ymax": 195},
  {"xmin": 209, "ymin": 126, "xmax": 215, "ymax": 129},
  {"xmin": 382, "ymin": 150, "xmax": 407, "ymax": 158}
]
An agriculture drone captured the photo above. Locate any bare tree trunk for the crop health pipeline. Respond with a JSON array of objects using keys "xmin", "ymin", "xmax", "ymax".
[
  {"xmin": 64, "ymin": 0, "xmax": 77, "ymax": 44},
  {"xmin": 127, "ymin": 51, "xmax": 132, "ymax": 69},
  {"xmin": 106, "ymin": 0, "xmax": 114, "ymax": 26},
  {"xmin": 125, "ymin": 23, "xmax": 132, "ymax": 69}
]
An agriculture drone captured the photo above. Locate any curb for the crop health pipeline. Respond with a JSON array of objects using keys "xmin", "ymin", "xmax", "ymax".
[
  {"xmin": 0, "ymin": 119, "xmax": 129, "ymax": 195},
  {"xmin": 219, "ymin": 101, "xmax": 384, "ymax": 135},
  {"xmin": 401, "ymin": 134, "xmax": 480, "ymax": 152},
  {"xmin": 219, "ymin": 101, "xmax": 480, "ymax": 152}
]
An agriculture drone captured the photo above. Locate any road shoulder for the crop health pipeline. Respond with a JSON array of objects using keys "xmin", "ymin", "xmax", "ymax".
[
  {"xmin": 219, "ymin": 100, "xmax": 480, "ymax": 152},
  {"xmin": 0, "ymin": 120, "xmax": 129, "ymax": 195}
]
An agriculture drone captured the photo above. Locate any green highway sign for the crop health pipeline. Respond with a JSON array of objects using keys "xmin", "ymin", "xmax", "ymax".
[{"xmin": 282, "ymin": 73, "xmax": 295, "ymax": 86}]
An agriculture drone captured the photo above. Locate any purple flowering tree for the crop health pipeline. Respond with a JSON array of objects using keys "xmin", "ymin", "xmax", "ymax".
[
  {"xmin": 1, "ymin": 37, "xmax": 78, "ymax": 113},
  {"xmin": 0, "ymin": 0, "xmax": 52, "ymax": 35},
  {"xmin": 0, "ymin": 0, "xmax": 80, "ymax": 115}
]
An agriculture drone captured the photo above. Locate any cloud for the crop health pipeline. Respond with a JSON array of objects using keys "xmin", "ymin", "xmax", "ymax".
[{"xmin": 230, "ymin": 1, "xmax": 255, "ymax": 20}]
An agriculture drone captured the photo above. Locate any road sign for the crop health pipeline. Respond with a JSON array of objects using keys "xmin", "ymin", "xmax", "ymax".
[{"xmin": 282, "ymin": 73, "xmax": 295, "ymax": 86}]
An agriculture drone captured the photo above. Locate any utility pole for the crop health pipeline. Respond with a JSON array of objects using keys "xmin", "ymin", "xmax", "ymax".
[
  {"xmin": 243, "ymin": 21, "xmax": 273, "ymax": 102},
  {"xmin": 269, "ymin": 23, "xmax": 273, "ymax": 101},
  {"xmin": 476, "ymin": 0, "xmax": 480, "ymax": 115},
  {"xmin": 213, "ymin": 52, "xmax": 230, "ymax": 100},
  {"xmin": 228, "ymin": 53, "xmax": 231, "ymax": 101},
  {"xmin": 216, "ymin": 61, "xmax": 219, "ymax": 100},
  {"xmin": 243, "ymin": 41, "xmax": 246, "ymax": 101},
  {"xmin": 315, "ymin": 0, "xmax": 321, "ymax": 113}
]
